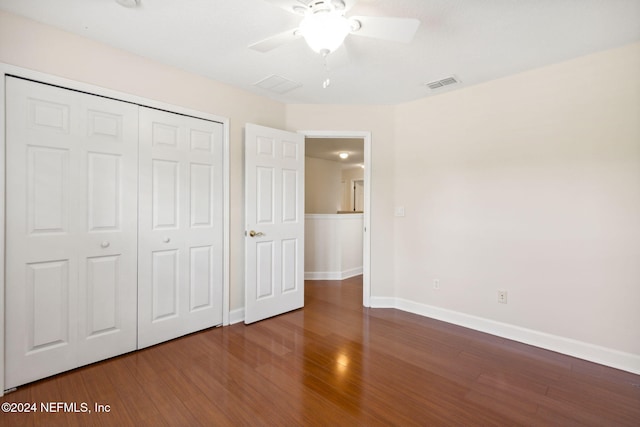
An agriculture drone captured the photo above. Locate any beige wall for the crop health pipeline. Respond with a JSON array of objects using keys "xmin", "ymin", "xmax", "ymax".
[
  {"xmin": 285, "ymin": 105, "xmax": 396, "ymax": 297},
  {"xmin": 342, "ymin": 166, "xmax": 364, "ymax": 183},
  {"xmin": 0, "ymin": 11, "xmax": 287, "ymax": 311},
  {"xmin": 393, "ymin": 42, "xmax": 640, "ymax": 356},
  {"xmin": 305, "ymin": 157, "xmax": 342, "ymax": 213}
]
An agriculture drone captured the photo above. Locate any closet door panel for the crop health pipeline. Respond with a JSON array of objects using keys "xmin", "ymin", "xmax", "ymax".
[
  {"xmin": 27, "ymin": 146, "xmax": 70, "ymax": 234},
  {"xmin": 138, "ymin": 107, "xmax": 223, "ymax": 348},
  {"xmin": 85, "ymin": 255, "xmax": 120, "ymax": 336},
  {"xmin": 151, "ymin": 249, "xmax": 180, "ymax": 321},
  {"xmin": 5, "ymin": 77, "xmax": 138, "ymax": 388},
  {"xmin": 26, "ymin": 260, "xmax": 71, "ymax": 351},
  {"xmin": 6, "ymin": 79, "xmax": 81, "ymax": 388},
  {"xmin": 190, "ymin": 245, "xmax": 214, "ymax": 311},
  {"xmin": 190, "ymin": 163, "xmax": 214, "ymax": 228},
  {"xmin": 87, "ymin": 152, "xmax": 121, "ymax": 231},
  {"xmin": 76, "ymin": 89, "xmax": 138, "ymax": 366},
  {"xmin": 152, "ymin": 159, "xmax": 180, "ymax": 229}
]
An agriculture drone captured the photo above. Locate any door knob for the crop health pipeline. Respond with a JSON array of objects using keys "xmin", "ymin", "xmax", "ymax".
[
  {"xmin": 248, "ymin": 230, "xmax": 264, "ymax": 237},
  {"xmin": 100, "ymin": 241, "xmax": 110, "ymax": 248}
]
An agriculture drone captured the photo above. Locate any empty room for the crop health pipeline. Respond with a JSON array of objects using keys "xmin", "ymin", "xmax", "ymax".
[{"xmin": 0, "ymin": 0, "xmax": 639, "ymax": 425}]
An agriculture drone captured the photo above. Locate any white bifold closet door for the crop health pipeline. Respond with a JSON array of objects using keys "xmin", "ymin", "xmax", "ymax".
[
  {"xmin": 137, "ymin": 107, "xmax": 224, "ymax": 348},
  {"xmin": 5, "ymin": 77, "xmax": 139, "ymax": 388}
]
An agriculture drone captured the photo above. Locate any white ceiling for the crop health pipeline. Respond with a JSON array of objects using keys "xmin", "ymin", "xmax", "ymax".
[
  {"xmin": 306, "ymin": 138, "xmax": 364, "ymax": 168},
  {"xmin": 1, "ymin": 0, "xmax": 639, "ymax": 105}
]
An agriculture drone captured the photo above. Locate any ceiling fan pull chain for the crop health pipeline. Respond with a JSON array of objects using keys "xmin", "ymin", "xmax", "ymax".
[{"xmin": 322, "ymin": 51, "xmax": 331, "ymax": 89}]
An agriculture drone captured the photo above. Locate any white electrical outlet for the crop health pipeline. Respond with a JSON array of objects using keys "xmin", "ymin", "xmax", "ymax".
[
  {"xmin": 498, "ymin": 290, "xmax": 507, "ymax": 304},
  {"xmin": 433, "ymin": 279, "xmax": 440, "ymax": 290}
]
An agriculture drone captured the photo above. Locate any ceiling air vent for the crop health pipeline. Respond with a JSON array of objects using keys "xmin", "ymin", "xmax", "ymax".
[
  {"xmin": 426, "ymin": 76, "xmax": 459, "ymax": 90},
  {"xmin": 254, "ymin": 75, "xmax": 302, "ymax": 95}
]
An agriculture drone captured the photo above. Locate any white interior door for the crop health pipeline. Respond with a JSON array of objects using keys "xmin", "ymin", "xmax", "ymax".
[
  {"xmin": 244, "ymin": 124, "xmax": 305, "ymax": 324},
  {"xmin": 5, "ymin": 77, "xmax": 138, "ymax": 388},
  {"xmin": 138, "ymin": 107, "xmax": 224, "ymax": 348}
]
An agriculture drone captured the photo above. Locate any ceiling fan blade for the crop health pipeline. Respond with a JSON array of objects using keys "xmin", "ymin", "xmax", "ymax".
[
  {"xmin": 340, "ymin": 0, "xmax": 358, "ymax": 13},
  {"xmin": 248, "ymin": 28, "xmax": 301, "ymax": 53},
  {"xmin": 349, "ymin": 16, "xmax": 420, "ymax": 43},
  {"xmin": 262, "ymin": 0, "xmax": 358, "ymax": 15},
  {"xmin": 261, "ymin": 0, "xmax": 307, "ymax": 15}
]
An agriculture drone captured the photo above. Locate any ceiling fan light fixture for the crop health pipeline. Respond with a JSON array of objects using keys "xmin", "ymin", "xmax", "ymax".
[{"xmin": 299, "ymin": 11, "xmax": 351, "ymax": 54}]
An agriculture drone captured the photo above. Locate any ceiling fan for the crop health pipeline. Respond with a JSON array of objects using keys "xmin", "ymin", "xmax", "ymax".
[{"xmin": 249, "ymin": 0, "xmax": 421, "ymax": 57}]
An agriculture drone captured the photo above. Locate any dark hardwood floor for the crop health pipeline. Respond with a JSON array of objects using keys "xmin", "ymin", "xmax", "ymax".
[{"xmin": 1, "ymin": 275, "xmax": 639, "ymax": 426}]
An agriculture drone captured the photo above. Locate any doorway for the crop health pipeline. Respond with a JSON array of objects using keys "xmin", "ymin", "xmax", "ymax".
[{"xmin": 301, "ymin": 131, "xmax": 371, "ymax": 307}]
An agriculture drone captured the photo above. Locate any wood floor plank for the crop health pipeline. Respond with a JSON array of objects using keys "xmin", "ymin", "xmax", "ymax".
[
  {"xmin": 2, "ymin": 275, "xmax": 639, "ymax": 426},
  {"xmin": 253, "ymin": 358, "xmax": 369, "ymax": 426}
]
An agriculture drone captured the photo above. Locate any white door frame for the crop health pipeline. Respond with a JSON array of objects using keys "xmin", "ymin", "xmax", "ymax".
[
  {"xmin": 299, "ymin": 130, "xmax": 371, "ymax": 307},
  {"xmin": 0, "ymin": 63, "xmax": 231, "ymax": 396}
]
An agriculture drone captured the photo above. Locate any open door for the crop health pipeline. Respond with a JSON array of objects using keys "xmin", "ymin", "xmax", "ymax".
[{"xmin": 244, "ymin": 124, "xmax": 305, "ymax": 324}]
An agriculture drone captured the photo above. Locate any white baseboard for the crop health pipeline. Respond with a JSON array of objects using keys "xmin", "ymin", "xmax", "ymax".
[
  {"xmin": 229, "ymin": 308, "xmax": 245, "ymax": 325},
  {"xmin": 371, "ymin": 297, "xmax": 640, "ymax": 375},
  {"xmin": 305, "ymin": 271, "xmax": 340, "ymax": 280},
  {"xmin": 305, "ymin": 267, "xmax": 363, "ymax": 281},
  {"xmin": 369, "ymin": 296, "xmax": 396, "ymax": 307}
]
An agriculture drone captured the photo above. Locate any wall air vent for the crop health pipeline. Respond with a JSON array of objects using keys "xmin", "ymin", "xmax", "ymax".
[
  {"xmin": 426, "ymin": 76, "xmax": 460, "ymax": 90},
  {"xmin": 254, "ymin": 75, "xmax": 302, "ymax": 95}
]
